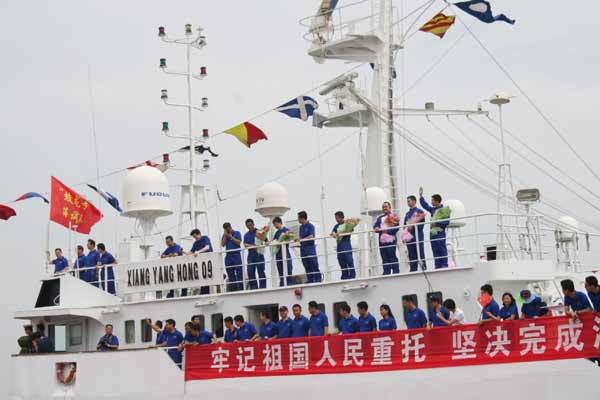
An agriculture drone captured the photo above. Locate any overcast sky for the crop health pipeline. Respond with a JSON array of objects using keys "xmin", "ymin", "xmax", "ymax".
[{"xmin": 1, "ymin": 0, "xmax": 599, "ymax": 394}]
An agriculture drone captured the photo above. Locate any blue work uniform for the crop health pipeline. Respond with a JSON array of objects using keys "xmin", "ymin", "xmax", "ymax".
[
  {"xmin": 273, "ymin": 227, "xmax": 294, "ymax": 287},
  {"xmin": 521, "ymin": 297, "xmax": 548, "ymax": 319},
  {"xmin": 332, "ymin": 222, "xmax": 355, "ymax": 280},
  {"xmin": 259, "ymin": 321, "xmax": 278, "ymax": 339},
  {"xmin": 52, "ymin": 256, "xmax": 69, "ymax": 274},
  {"xmin": 339, "ymin": 315, "xmax": 359, "ymax": 334},
  {"xmin": 498, "ymin": 303, "xmax": 519, "ymax": 320},
  {"xmin": 481, "ymin": 298, "xmax": 500, "ymax": 321},
  {"xmin": 564, "ymin": 291, "xmax": 593, "ymax": 312},
  {"xmin": 97, "ymin": 334, "xmax": 119, "ymax": 351},
  {"xmin": 309, "ymin": 311, "xmax": 329, "ymax": 336},
  {"xmin": 587, "ymin": 289, "xmax": 600, "ymax": 312},
  {"xmin": 223, "ymin": 231, "xmax": 243, "ymax": 291},
  {"xmin": 163, "ymin": 244, "xmax": 184, "ymax": 298},
  {"xmin": 429, "ymin": 306, "xmax": 450, "ymax": 327},
  {"xmin": 244, "ymin": 229, "xmax": 266, "ymax": 290},
  {"xmin": 197, "ymin": 330, "xmax": 214, "ymax": 344},
  {"xmin": 419, "ymin": 197, "xmax": 449, "ymax": 269},
  {"xmin": 191, "ymin": 237, "xmax": 213, "ymax": 295},
  {"xmin": 84, "ymin": 249, "xmax": 100, "ymax": 285},
  {"xmin": 156, "ymin": 329, "xmax": 166, "ymax": 346},
  {"xmin": 373, "ymin": 213, "xmax": 400, "ymax": 274},
  {"xmin": 99, "ymin": 251, "xmax": 116, "ymax": 294},
  {"xmin": 74, "ymin": 254, "xmax": 87, "ymax": 280},
  {"xmin": 238, "ymin": 322, "xmax": 258, "ymax": 341},
  {"xmin": 378, "ymin": 316, "xmax": 397, "ymax": 331},
  {"xmin": 358, "ymin": 313, "xmax": 377, "ymax": 332},
  {"xmin": 405, "ymin": 307, "xmax": 428, "ymax": 329},
  {"xmin": 162, "ymin": 329, "xmax": 184, "ymax": 365},
  {"xmin": 277, "ymin": 318, "xmax": 293, "ymax": 339},
  {"xmin": 299, "ymin": 222, "xmax": 321, "ymax": 283},
  {"xmin": 224, "ymin": 327, "xmax": 239, "ymax": 343},
  {"xmin": 404, "ymin": 207, "xmax": 427, "ymax": 272},
  {"xmin": 291, "ymin": 315, "xmax": 310, "ymax": 338}
]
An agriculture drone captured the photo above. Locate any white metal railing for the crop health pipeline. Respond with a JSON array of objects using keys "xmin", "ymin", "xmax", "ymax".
[{"xmin": 45, "ymin": 212, "xmax": 600, "ymax": 298}]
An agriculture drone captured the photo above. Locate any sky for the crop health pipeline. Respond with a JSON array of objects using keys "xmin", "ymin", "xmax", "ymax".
[{"xmin": 1, "ymin": 0, "xmax": 599, "ymax": 394}]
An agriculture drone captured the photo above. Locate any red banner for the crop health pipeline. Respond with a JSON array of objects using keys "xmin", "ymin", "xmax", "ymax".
[
  {"xmin": 50, "ymin": 176, "xmax": 102, "ymax": 234},
  {"xmin": 185, "ymin": 314, "xmax": 600, "ymax": 381}
]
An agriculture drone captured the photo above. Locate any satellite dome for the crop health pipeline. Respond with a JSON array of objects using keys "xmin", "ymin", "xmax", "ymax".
[
  {"xmin": 121, "ymin": 166, "xmax": 172, "ymax": 219},
  {"xmin": 444, "ymin": 199, "xmax": 466, "ymax": 228},
  {"xmin": 364, "ymin": 187, "xmax": 388, "ymax": 216},
  {"xmin": 255, "ymin": 182, "xmax": 290, "ymax": 218}
]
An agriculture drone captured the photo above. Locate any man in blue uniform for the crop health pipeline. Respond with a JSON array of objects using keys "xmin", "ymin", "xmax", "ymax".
[
  {"xmin": 291, "ymin": 304, "xmax": 310, "ymax": 338},
  {"xmin": 221, "ymin": 223, "xmax": 244, "ymax": 292},
  {"xmin": 330, "ymin": 211, "xmax": 356, "ymax": 280},
  {"xmin": 223, "ymin": 317, "xmax": 239, "ymax": 343},
  {"xmin": 277, "ymin": 306, "xmax": 293, "ymax": 339},
  {"xmin": 179, "ymin": 325, "xmax": 216, "ymax": 352},
  {"xmin": 479, "ymin": 284, "xmax": 500, "ymax": 324},
  {"xmin": 561, "ymin": 279, "xmax": 593, "ymax": 317},
  {"xmin": 51, "ymin": 248, "xmax": 69, "ymax": 274},
  {"xmin": 259, "ymin": 311, "xmax": 278, "ymax": 339},
  {"xmin": 520, "ymin": 290, "xmax": 549, "ymax": 319},
  {"xmin": 97, "ymin": 243, "xmax": 117, "ymax": 294},
  {"xmin": 402, "ymin": 295, "xmax": 427, "ymax": 329},
  {"xmin": 234, "ymin": 315, "xmax": 259, "ymax": 341},
  {"xmin": 146, "ymin": 319, "xmax": 165, "ymax": 346},
  {"xmin": 157, "ymin": 319, "xmax": 184, "ymax": 366},
  {"xmin": 272, "ymin": 217, "xmax": 294, "ymax": 287},
  {"xmin": 419, "ymin": 187, "xmax": 449, "ymax": 269},
  {"xmin": 428, "ymin": 295, "xmax": 450, "ymax": 327},
  {"xmin": 404, "ymin": 196, "xmax": 427, "ymax": 272},
  {"xmin": 161, "ymin": 235, "xmax": 183, "ymax": 258},
  {"xmin": 585, "ymin": 276, "xmax": 600, "ymax": 312},
  {"xmin": 73, "ymin": 245, "xmax": 87, "ymax": 280},
  {"xmin": 296, "ymin": 211, "xmax": 321, "ymax": 283},
  {"xmin": 31, "ymin": 332, "xmax": 54, "ymax": 353},
  {"xmin": 85, "ymin": 239, "xmax": 100, "ymax": 286},
  {"xmin": 189, "ymin": 228, "xmax": 213, "ymax": 295},
  {"xmin": 357, "ymin": 301, "xmax": 377, "ymax": 332},
  {"xmin": 96, "ymin": 324, "xmax": 119, "ymax": 351},
  {"xmin": 373, "ymin": 201, "xmax": 400, "ymax": 275},
  {"xmin": 243, "ymin": 218, "xmax": 266, "ymax": 290},
  {"xmin": 308, "ymin": 301, "xmax": 329, "ymax": 336},
  {"xmin": 338, "ymin": 303, "xmax": 359, "ymax": 334}
]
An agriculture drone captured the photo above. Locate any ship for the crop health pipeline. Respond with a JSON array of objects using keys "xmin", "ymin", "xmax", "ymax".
[{"xmin": 9, "ymin": 1, "xmax": 600, "ymax": 399}]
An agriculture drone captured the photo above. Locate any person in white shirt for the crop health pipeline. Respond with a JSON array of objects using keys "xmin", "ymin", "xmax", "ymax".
[{"xmin": 437, "ymin": 298, "xmax": 466, "ymax": 326}]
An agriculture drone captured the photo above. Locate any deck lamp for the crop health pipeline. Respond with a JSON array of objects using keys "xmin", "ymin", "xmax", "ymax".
[
  {"xmin": 185, "ymin": 24, "xmax": 192, "ymax": 35},
  {"xmin": 516, "ymin": 188, "xmax": 540, "ymax": 205},
  {"xmin": 200, "ymin": 66, "xmax": 207, "ymax": 77},
  {"xmin": 201, "ymin": 97, "xmax": 208, "ymax": 108},
  {"xmin": 162, "ymin": 121, "xmax": 169, "ymax": 132},
  {"xmin": 159, "ymin": 58, "xmax": 167, "ymax": 68},
  {"xmin": 202, "ymin": 159, "xmax": 210, "ymax": 170},
  {"xmin": 161, "ymin": 89, "xmax": 168, "ymax": 100},
  {"xmin": 202, "ymin": 128, "xmax": 209, "ymax": 138},
  {"xmin": 162, "ymin": 153, "xmax": 170, "ymax": 163},
  {"xmin": 158, "ymin": 26, "xmax": 166, "ymax": 37}
]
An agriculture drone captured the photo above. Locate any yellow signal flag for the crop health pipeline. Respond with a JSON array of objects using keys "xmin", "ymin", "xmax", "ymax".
[{"xmin": 419, "ymin": 12, "xmax": 456, "ymax": 39}]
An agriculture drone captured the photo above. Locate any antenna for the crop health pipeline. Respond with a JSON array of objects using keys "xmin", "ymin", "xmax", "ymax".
[{"xmin": 157, "ymin": 24, "xmax": 210, "ymax": 240}]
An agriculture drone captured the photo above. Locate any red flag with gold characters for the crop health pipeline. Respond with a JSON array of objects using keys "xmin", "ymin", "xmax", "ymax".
[{"xmin": 49, "ymin": 176, "xmax": 102, "ymax": 234}]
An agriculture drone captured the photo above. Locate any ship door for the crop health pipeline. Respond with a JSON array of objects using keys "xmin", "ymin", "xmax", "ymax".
[{"xmin": 246, "ymin": 304, "xmax": 280, "ymax": 327}]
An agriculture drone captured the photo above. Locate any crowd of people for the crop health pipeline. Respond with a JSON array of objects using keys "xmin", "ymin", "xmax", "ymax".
[{"xmin": 50, "ymin": 189, "xmax": 452, "ymax": 295}]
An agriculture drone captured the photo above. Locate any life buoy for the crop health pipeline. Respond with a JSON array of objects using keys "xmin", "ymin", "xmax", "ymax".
[{"xmin": 56, "ymin": 362, "xmax": 76, "ymax": 385}]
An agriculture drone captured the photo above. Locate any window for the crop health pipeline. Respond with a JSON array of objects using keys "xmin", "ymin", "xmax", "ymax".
[
  {"xmin": 332, "ymin": 301, "xmax": 349, "ymax": 330},
  {"xmin": 69, "ymin": 324, "xmax": 82, "ymax": 346},
  {"xmin": 49, "ymin": 324, "xmax": 66, "ymax": 352},
  {"xmin": 141, "ymin": 319, "xmax": 152, "ymax": 343},
  {"xmin": 211, "ymin": 314, "xmax": 224, "ymax": 338},
  {"xmin": 125, "ymin": 320, "xmax": 135, "ymax": 344},
  {"xmin": 426, "ymin": 291, "xmax": 444, "ymax": 317},
  {"xmin": 402, "ymin": 294, "xmax": 419, "ymax": 326},
  {"xmin": 191, "ymin": 315, "xmax": 205, "ymax": 330}
]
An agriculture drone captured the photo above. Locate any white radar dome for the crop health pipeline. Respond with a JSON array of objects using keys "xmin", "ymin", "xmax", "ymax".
[
  {"xmin": 444, "ymin": 199, "xmax": 466, "ymax": 228},
  {"xmin": 122, "ymin": 166, "xmax": 173, "ymax": 219},
  {"xmin": 255, "ymin": 182, "xmax": 290, "ymax": 218},
  {"xmin": 364, "ymin": 187, "xmax": 388, "ymax": 216},
  {"xmin": 556, "ymin": 216, "xmax": 578, "ymax": 242}
]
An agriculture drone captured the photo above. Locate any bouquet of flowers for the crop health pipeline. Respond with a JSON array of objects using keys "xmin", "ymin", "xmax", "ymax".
[
  {"xmin": 254, "ymin": 225, "xmax": 269, "ymax": 255},
  {"xmin": 401, "ymin": 212, "xmax": 425, "ymax": 243},
  {"xmin": 272, "ymin": 230, "xmax": 296, "ymax": 254},
  {"xmin": 430, "ymin": 207, "xmax": 451, "ymax": 236},
  {"xmin": 336, "ymin": 218, "xmax": 360, "ymax": 243},
  {"xmin": 380, "ymin": 214, "xmax": 400, "ymax": 244}
]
